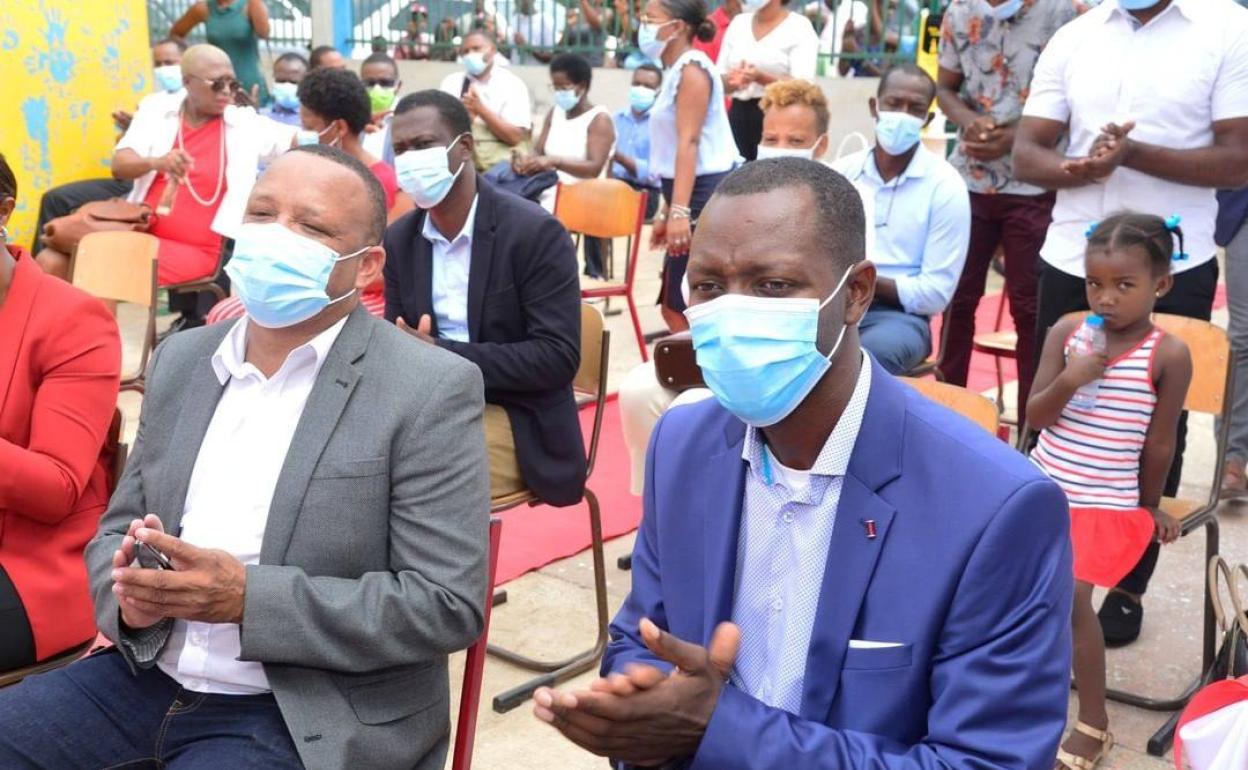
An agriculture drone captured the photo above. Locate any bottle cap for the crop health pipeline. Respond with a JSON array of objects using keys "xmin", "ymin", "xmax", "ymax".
[{"xmin": 1086, "ymin": 314, "xmax": 1105, "ymax": 326}]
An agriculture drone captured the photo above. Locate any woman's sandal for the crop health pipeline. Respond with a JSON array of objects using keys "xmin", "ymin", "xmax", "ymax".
[{"xmin": 1055, "ymin": 722, "xmax": 1114, "ymax": 770}]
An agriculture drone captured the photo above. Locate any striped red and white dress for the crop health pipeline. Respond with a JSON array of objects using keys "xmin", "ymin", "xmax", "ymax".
[{"xmin": 1031, "ymin": 326, "xmax": 1162, "ymax": 586}]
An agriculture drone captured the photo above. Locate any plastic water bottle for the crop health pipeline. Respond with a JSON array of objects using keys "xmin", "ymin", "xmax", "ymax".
[{"xmin": 1070, "ymin": 315, "xmax": 1107, "ymax": 409}]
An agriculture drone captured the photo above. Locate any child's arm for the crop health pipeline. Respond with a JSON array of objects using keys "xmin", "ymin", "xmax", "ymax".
[
  {"xmin": 1025, "ymin": 316, "xmax": 1106, "ymax": 430},
  {"xmin": 1139, "ymin": 333, "xmax": 1193, "ymax": 544}
]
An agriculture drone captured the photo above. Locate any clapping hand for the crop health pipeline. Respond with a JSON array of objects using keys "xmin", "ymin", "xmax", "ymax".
[
  {"xmin": 462, "ymin": 87, "xmax": 482, "ymax": 119},
  {"xmin": 1062, "ymin": 121, "xmax": 1135, "ymax": 183},
  {"xmin": 533, "ymin": 619, "xmax": 740, "ymax": 765}
]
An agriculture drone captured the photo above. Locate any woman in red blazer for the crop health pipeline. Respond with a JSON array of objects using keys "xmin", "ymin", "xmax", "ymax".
[{"xmin": 0, "ymin": 155, "xmax": 121, "ymax": 669}]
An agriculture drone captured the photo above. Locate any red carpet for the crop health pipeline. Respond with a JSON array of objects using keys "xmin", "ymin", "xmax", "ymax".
[
  {"xmin": 496, "ymin": 285, "xmax": 1232, "ymax": 583},
  {"xmin": 496, "ymin": 396, "xmax": 641, "ymax": 584}
]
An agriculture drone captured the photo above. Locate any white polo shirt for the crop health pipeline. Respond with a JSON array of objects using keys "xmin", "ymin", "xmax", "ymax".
[
  {"xmin": 1022, "ymin": 0, "xmax": 1248, "ymax": 276},
  {"xmin": 439, "ymin": 65, "xmax": 533, "ymax": 131}
]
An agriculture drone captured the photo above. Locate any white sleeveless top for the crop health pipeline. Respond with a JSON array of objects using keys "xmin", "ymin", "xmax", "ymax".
[
  {"xmin": 650, "ymin": 48, "xmax": 740, "ymax": 180},
  {"xmin": 546, "ymin": 104, "xmax": 614, "ymax": 185},
  {"xmin": 540, "ymin": 104, "xmax": 615, "ymax": 211}
]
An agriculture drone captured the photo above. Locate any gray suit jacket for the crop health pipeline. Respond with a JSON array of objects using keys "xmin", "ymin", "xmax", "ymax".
[{"xmin": 85, "ymin": 306, "xmax": 490, "ymax": 770}]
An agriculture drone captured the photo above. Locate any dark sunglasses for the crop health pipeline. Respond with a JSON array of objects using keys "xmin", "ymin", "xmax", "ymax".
[
  {"xmin": 363, "ymin": 78, "xmax": 397, "ymax": 89},
  {"xmin": 192, "ymin": 75, "xmax": 243, "ymax": 94}
]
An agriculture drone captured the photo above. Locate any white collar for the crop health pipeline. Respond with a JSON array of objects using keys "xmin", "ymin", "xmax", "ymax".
[{"xmin": 210, "ymin": 315, "xmax": 348, "ymax": 386}]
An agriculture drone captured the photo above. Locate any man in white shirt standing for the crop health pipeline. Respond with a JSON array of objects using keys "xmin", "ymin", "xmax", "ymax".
[
  {"xmin": 1014, "ymin": 0, "xmax": 1248, "ymax": 646},
  {"xmin": 0, "ymin": 146, "xmax": 491, "ymax": 770},
  {"xmin": 832, "ymin": 64, "xmax": 971, "ymax": 375},
  {"xmin": 440, "ymin": 29, "xmax": 534, "ymax": 172}
]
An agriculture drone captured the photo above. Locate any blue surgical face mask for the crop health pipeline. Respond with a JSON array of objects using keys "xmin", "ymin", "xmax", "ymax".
[
  {"xmin": 985, "ymin": 0, "xmax": 1024, "ymax": 20},
  {"xmin": 874, "ymin": 110, "xmax": 925, "ymax": 156},
  {"xmin": 553, "ymin": 87, "xmax": 581, "ymax": 113},
  {"xmin": 462, "ymin": 51, "xmax": 489, "ymax": 77},
  {"xmin": 1117, "ymin": 0, "xmax": 1159, "ymax": 8},
  {"xmin": 395, "ymin": 132, "xmax": 468, "ymax": 209},
  {"xmin": 685, "ymin": 266, "xmax": 855, "ymax": 427},
  {"xmin": 638, "ymin": 20, "xmax": 676, "ymax": 61},
  {"xmin": 272, "ymin": 81, "xmax": 300, "ymax": 110},
  {"xmin": 225, "ymin": 222, "xmax": 369, "ymax": 329},
  {"xmin": 629, "ymin": 85, "xmax": 657, "ymax": 113},
  {"xmin": 154, "ymin": 64, "xmax": 183, "ymax": 94}
]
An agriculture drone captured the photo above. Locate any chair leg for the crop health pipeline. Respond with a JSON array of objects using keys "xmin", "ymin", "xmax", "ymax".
[
  {"xmin": 1105, "ymin": 515, "xmax": 1221, "ymax": 757},
  {"xmin": 626, "ymin": 294, "xmax": 648, "ymax": 362},
  {"xmin": 489, "ymin": 488, "xmax": 611, "ymax": 713}
]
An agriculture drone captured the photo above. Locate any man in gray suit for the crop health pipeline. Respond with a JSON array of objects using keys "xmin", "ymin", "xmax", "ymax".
[{"xmin": 0, "ymin": 146, "xmax": 491, "ymax": 770}]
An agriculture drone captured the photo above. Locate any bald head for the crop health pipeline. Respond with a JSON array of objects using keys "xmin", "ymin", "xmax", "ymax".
[
  {"xmin": 242, "ymin": 149, "xmax": 388, "ymax": 328},
  {"xmin": 181, "ymin": 44, "xmax": 231, "ymax": 78}
]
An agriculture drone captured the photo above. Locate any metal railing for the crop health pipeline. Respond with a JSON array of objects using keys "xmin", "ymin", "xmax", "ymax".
[
  {"xmin": 147, "ymin": 0, "xmax": 929, "ymax": 68},
  {"xmin": 147, "ymin": 0, "xmax": 316, "ymax": 51}
]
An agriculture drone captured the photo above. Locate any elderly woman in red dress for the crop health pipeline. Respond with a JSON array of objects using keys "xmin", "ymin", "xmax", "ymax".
[
  {"xmin": 37, "ymin": 44, "xmax": 294, "ymax": 294},
  {"xmin": 0, "ymin": 153, "xmax": 121, "ymax": 671}
]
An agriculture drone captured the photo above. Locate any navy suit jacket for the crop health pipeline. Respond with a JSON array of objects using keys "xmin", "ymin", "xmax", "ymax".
[
  {"xmin": 383, "ymin": 177, "xmax": 587, "ymax": 506},
  {"xmin": 605, "ymin": 361, "xmax": 1074, "ymax": 769}
]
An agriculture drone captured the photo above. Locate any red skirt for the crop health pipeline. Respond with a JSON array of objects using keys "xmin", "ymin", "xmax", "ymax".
[{"xmin": 1071, "ymin": 506, "xmax": 1156, "ymax": 587}]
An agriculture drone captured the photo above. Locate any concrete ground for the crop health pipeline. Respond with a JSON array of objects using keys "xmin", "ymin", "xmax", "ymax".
[{"xmin": 114, "ymin": 232, "xmax": 1237, "ymax": 770}]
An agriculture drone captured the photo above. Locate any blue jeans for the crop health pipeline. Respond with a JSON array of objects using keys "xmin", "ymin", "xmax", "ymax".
[
  {"xmin": 0, "ymin": 648, "xmax": 302, "ymax": 769},
  {"xmin": 859, "ymin": 306, "xmax": 931, "ymax": 375}
]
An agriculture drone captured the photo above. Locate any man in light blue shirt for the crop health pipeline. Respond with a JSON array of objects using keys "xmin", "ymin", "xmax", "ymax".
[
  {"xmin": 833, "ymin": 64, "xmax": 971, "ymax": 375},
  {"xmin": 611, "ymin": 64, "xmax": 663, "ymax": 220},
  {"xmin": 258, "ymin": 53, "xmax": 307, "ymax": 127}
]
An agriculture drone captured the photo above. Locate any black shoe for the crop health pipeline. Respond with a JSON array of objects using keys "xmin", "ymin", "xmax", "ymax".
[{"xmin": 1098, "ymin": 591, "xmax": 1143, "ymax": 647}]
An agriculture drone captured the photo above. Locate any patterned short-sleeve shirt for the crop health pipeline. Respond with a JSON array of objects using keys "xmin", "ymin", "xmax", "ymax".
[{"xmin": 939, "ymin": 0, "xmax": 1077, "ymax": 195}]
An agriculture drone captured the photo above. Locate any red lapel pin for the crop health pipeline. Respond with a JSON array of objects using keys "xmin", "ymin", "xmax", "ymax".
[{"xmin": 863, "ymin": 519, "xmax": 877, "ymax": 540}]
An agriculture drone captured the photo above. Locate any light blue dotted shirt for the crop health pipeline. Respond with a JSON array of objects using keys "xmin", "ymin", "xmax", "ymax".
[{"xmin": 730, "ymin": 354, "xmax": 872, "ymax": 715}]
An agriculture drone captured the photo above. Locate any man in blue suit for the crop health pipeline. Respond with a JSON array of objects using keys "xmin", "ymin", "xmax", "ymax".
[{"xmin": 533, "ymin": 158, "xmax": 1073, "ymax": 769}]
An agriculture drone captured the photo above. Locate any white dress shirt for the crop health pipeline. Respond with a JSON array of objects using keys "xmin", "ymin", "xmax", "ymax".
[
  {"xmin": 718, "ymin": 11, "xmax": 819, "ymax": 101},
  {"xmin": 1022, "ymin": 0, "xmax": 1248, "ymax": 276},
  {"xmin": 833, "ymin": 146, "xmax": 971, "ymax": 317},
  {"xmin": 156, "ymin": 316, "xmax": 347, "ymax": 694},
  {"xmin": 115, "ymin": 93, "xmax": 297, "ymax": 240},
  {"xmin": 730, "ymin": 353, "xmax": 871, "ymax": 715},
  {"xmin": 423, "ymin": 195, "xmax": 479, "ymax": 343},
  {"xmin": 439, "ymin": 67, "xmax": 533, "ymax": 131}
]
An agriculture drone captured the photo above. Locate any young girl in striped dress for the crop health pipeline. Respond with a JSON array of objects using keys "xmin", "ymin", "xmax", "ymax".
[{"xmin": 1029, "ymin": 212, "xmax": 1193, "ymax": 770}]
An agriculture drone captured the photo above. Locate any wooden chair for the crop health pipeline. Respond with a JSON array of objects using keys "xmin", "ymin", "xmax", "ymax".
[
  {"xmin": 902, "ymin": 308, "xmax": 951, "ymax": 380},
  {"xmin": 1107, "ymin": 313, "xmax": 1234, "ymax": 756},
  {"xmin": 70, "ymin": 231, "xmax": 159, "ymax": 394},
  {"xmin": 900, "ymin": 377, "xmax": 1000, "ymax": 437},
  {"xmin": 451, "ymin": 516, "xmax": 503, "ymax": 770},
  {"xmin": 487, "ymin": 303, "xmax": 612, "ymax": 713},
  {"xmin": 972, "ymin": 290, "xmax": 1018, "ymax": 422},
  {"xmin": 556, "ymin": 180, "xmax": 650, "ymax": 361}
]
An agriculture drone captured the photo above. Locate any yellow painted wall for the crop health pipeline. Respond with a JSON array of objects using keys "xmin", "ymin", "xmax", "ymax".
[{"xmin": 0, "ymin": 0, "xmax": 151, "ymax": 248}]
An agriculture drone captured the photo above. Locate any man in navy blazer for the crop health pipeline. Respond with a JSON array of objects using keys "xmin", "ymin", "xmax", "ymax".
[
  {"xmin": 533, "ymin": 158, "xmax": 1073, "ymax": 768},
  {"xmin": 384, "ymin": 89, "xmax": 586, "ymax": 506}
]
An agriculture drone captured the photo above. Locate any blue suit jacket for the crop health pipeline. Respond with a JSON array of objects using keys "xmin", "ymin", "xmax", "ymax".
[{"xmin": 605, "ymin": 361, "xmax": 1073, "ymax": 769}]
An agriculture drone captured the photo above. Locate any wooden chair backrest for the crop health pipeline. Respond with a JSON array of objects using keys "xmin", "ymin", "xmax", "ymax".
[
  {"xmin": 554, "ymin": 179, "xmax": 646, "ymax": 240},
  {"xmin": 71, "ymin": 231, "xmax": 159, "ymax": 307},
  {"xmin": 1152, "ymin": 313, "xmax": 1230, "ymax": 416},
  {"xmin": 575, "ymin": 303, "xmax": 607, "ymax": 397},
  {"xmin": 1057, "ymin": 311, "xmax": 1230, "ymax": 416},
  {"xmin": 901, "ymin": 377, "xmax": 1000, "ymax": 436}
]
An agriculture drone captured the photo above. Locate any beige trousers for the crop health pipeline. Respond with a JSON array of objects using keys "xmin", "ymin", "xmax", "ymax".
[{"xmin": 484, "ymin": 404, "xmax": 525, "ymax": 500}]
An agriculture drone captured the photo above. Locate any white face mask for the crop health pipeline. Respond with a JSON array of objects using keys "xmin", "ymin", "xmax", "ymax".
[{"xmin": 756, "ymin": 143, "xmax": 817, "ymax": 161}]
